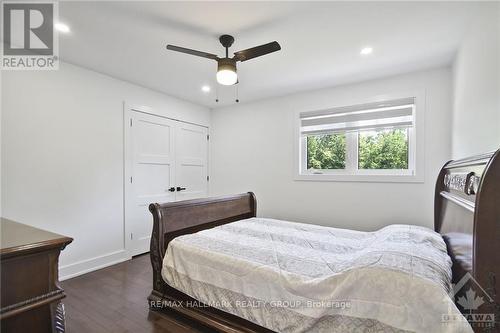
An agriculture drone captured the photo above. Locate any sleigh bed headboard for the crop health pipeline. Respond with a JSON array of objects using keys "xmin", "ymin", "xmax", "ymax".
[{"xmin": 435, "ymin": 149, "xmax": 500, "ymax": 324}]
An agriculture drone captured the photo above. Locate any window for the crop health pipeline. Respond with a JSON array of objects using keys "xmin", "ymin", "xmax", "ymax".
[{"xmin": 297, "ymin": 97, "xmax": 422, "ymax": 182}]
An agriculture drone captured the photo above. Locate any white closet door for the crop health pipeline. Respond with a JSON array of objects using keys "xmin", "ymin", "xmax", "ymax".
[
  {"xmin": 128, "ymin": 111, "xmax": 176, "ymax": 256},
  {"xmin": 175, "ymin": 122, "xmax": 209, "ymax": 201}
]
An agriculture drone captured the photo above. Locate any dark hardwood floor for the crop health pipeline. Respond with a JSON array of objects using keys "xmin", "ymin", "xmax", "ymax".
[{"xmin": 61, "ymin": 254, "xmax": 215, "ymax": 333}]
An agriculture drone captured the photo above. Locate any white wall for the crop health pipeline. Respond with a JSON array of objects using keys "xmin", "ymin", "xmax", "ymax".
[
  {"xmin": 1, "ymin": 61, "xmax": 210, "ymax": 279},
  {"xmin": 210, "ymin": 68, "xmax": 452, "ymax": 231},
  {"xmin": 451, "ymin": 3, "xmax": 500, "ymax": 158}
]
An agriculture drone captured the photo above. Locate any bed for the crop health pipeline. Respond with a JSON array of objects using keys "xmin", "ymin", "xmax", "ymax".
[{"xmin": 148, "ymin": 149, "xmax": 500, "ymax": 333}]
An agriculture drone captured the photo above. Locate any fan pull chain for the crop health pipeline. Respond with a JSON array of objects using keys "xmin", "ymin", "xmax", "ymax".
[
  {"xmin": 215, "ymin": 85, "xmax": 219, "ymax": 103},
  {"xmin": 235, "ymin": 84, "xmax": 239, "ymax": 103}
]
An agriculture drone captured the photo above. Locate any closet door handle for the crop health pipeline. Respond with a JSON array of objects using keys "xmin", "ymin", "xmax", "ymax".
[
  {"xmin": 167, "ymin": 187, "xmax": 176, "ymax": 192},
  {"xmin": 176, "ymin": 187, "xmax": 186, "ymax": 191}
]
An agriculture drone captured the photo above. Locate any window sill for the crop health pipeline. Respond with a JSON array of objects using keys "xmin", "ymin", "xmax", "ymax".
[{"xmin": 294, "ymin": 173, "xmax": 424, "ymax": 183}]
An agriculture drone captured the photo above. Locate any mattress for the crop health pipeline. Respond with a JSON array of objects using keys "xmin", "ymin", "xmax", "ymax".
[{"xmin": 161, "ymin": 218, "xmax": 472, "ymax": 333}]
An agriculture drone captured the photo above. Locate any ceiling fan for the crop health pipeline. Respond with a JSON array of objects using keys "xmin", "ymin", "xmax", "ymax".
[{"xmin": 166, "ymin": 35, "xmax": 281, "ymax": 86}]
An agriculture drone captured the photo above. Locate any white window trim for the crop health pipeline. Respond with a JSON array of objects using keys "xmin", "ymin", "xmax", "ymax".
[{"xmin": 294, "ymin": 90, "xmax": 425, "ymax": 183}]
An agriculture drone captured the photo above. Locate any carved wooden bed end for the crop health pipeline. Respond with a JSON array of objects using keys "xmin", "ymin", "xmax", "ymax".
[
  {"xmin": 147, "ymin": 192, "xmax": 272, "ymax": 332},
  {"xmin": 435, "ymin": 149, "xmax": 500, "ymax": 331}
]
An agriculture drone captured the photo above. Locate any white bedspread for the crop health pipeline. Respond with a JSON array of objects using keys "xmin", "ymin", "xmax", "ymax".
[{"xmin": 162, "ymin": 218, "xmax": 472, "ymax": 333}]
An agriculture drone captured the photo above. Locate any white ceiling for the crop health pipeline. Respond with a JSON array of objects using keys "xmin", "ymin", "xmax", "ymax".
[{"xmin": 58, "ymin": 1, "xmax": 485, "ymax": 108}]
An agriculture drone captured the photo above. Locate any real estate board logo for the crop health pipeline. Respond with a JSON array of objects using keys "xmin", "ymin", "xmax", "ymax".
[
  {"xmin": 442, "ymin": 272, "xmax": 497, "ymax": 329},
  {"xmin": 1, "ymin": 1, "xmax": 59, "ymax": 70}
]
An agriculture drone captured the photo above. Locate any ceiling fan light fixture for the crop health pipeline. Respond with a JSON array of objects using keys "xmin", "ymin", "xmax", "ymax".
[
  {"xmin": 166, "ymin": 35, "xmax": 281, "ymax": 88},
  {"xmin": 217, "ymin": 69, "xmax": 237, "ymax": 85},
  {"xmin": 216, "ymin": 59, "xmax": 237, "ymax": 85}
]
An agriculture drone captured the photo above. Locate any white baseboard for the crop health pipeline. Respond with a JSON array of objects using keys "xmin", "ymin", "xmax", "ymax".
[{"xmin": 59, "ymin": 249, "xmax": 130, "ymax": 281}]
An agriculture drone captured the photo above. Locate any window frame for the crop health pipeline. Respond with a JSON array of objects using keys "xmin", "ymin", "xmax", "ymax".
[{"xmin": 294, "ymin": 91, "xmax": 425, "ymax": 183}]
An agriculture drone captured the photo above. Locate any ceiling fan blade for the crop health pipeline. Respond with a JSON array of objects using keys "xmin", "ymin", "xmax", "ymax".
[
  {"xmin": 166, "ymin": 45, "xmax": 219, "ymax": 60},
  {"xmin": 233, "ymin": 41, "xmax": 281, "ymax": 62}
]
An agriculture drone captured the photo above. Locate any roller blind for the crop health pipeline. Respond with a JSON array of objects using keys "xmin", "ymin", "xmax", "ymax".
[{"xmin": 300, "ymin": 97, "xmax": 415, "ymax": 136}]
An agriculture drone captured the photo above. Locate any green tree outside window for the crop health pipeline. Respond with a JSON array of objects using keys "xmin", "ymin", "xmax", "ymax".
[
  {"xmin": 307, "ymin": 134, "xmax": 346, "ymax": 169},
  {"xmin": 306, "ymin": 128, "xmax": 408, "ymax": 170},
  {"xmin": 358, "ymin": 128, "xmax": 408, "ymax": 169}
]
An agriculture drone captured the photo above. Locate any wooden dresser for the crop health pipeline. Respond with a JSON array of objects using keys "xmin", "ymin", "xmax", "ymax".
[{"xmin": 0, "ymin": 218, "xmax": 72, "ymax": 333}]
